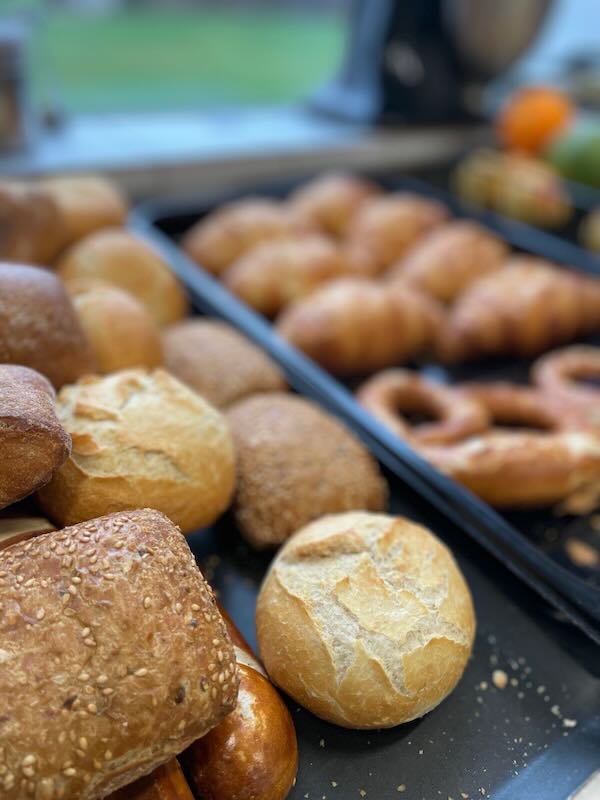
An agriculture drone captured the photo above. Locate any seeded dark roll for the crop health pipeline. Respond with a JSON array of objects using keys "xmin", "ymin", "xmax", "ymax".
[{"xmin": 0, "ymin": 509, "xmax": 238, "ymax": 800}]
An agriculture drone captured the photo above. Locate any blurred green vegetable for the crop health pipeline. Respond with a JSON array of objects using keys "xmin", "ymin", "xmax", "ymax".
[{"xmin": 546, "ymin": 123, "xmax": 600, "ymax": 188}]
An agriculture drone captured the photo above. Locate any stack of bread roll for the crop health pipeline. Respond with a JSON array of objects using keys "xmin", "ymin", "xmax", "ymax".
[{"xmin": 0, "ymin": 172, "xmax": 477, "ymax": 800}]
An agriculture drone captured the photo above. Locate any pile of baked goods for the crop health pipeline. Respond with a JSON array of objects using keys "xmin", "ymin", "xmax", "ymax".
[
  {"xmin": 0, "ymin": 174, "xmax": 477, "ymax": 799},
  {"xmin": 181, "ymin": 172, "xmax": 600, "ymax": 511}
]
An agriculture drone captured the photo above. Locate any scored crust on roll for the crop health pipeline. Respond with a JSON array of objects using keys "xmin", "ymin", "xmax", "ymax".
[
  {"xmin": 163, "ymin": 319, "xmax": 286, "ymax": 409},
  {"xmin": 226, "ymin": 393, "xmax": 387, "ymax": 548},
  {"xmin": 37, "ymin": 369, "xmax": 235, "ymax": 533},
  {"xmin": 257, "ymin": 511, "xmax": 475, "ymax": 729},
  {"xmin": 0, "ymin": 509, "xmax": 238, "ymax": 800}
]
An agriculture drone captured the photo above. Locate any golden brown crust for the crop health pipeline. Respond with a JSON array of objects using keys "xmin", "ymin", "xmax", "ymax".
[
  {"xmin": 0, "ymin": 365, "xmax": 71, "ymax": 510},
  {"xmin": 386, "ymin": 220, "xmax": 508, "ymax": 303},
  {"xmin": 69, "ymin": 284, "xmax": 163, "ymax": 373},
  {"xmin": 162, "ymin": 319, "xmax": 286, "ymax": 408},
  {"xmin": 40, "ymin": 174, "xmax": 128, "ymax": 247},
  {"xmin": 0, "ymin": 509, "xmax": 239, "ymax": 800},
  {"xmin": 436, "ymin": 258, "xmax": 600, "ymax": 362},
  {"xmin": 183, "ymin": 605, "xmax": 298, "ymax": 800},
  {"xmin": 223, "ymin": 234, "xmax": 348, "ymax": 316},
  {"xmin": 226, "ymin": 393, "xmax": 388, "ymax": 548},
  {"xmin": 287, "ymin": 173, "xmax": 381, "ymax": 238},
  {"xmin": 276, "ymin": 278, "xmax": 444, "ymax": 376},
  {"xmin": 256, "ymin": 511, "xmax": 475, "ymax": 728},
  {"xmin": 182, "ymin": 198, "xmax": 312, "ymax": 276},
  {"xmin": 108, "ymin": 759, "xmax": 195, "ymax": 800},
  {"xmin": 422, "ymin": 431, "xmax": 600, "ymax": 508},
  {"xmin": 0, "ymin": 263, "xmax": 97, "ymax": 387},
  {"xmin": 57, "ymin": 229, "xmax": 189, "ymax": 326},
  {"xmin": 0, "ymin": 181, "xmax": 65, "ymax": 265},
  {"xmin": 460, "ymin": 382, "xmax": 560, "ymax": 431},
  {"xmin": 345, "ymin": 193, "xmax": 449, "ymax": 274},
  {"xmin": 356, "ymin": 369, "xmax": 489, "ymax": 445},
  {"xmin": 37, "ymin": 369, "xmax": 235, "ymax": 533}
]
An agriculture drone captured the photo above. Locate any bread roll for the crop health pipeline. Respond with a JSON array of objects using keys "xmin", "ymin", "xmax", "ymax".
[
  {"xmin": 0, "ymin": 263, "xmax": 97, "ymax": 387},
  {"xmin": 163, "ymin": 319, "xmax": 286, "ymax": 408},
  {"xmin": 257, "ymin": 511, "xmax": 475, "ymax": 728},
  {"xmin": 39, "ymin": 173, "xmax": 128, "ymax": 246},
  {"xmin": 0, "ymin": 513, "xmax": 55, "ymax": 550},
  {"xmin": 0, "ymin": 365, "xmax": 71, "ymax": 510},
  {"xmin": 226, "ymin": 393, "xmax": 387, "ymax": 548},
  {"xmin": 37, "ymin": 369, "xmax": 235, "ymax": 533},
  {"xmin": 223, "ymin": 234, "xmax": 348, "ymax": 316},
  {"xmin": 57, "ymin": 229, "xmax": 189, "ymax": 326},
  {"xmin": 69, "ymin": 283, "xmax": 163, "ymax": 373},
  {"xmin": 108, "ymin": 759, "xmax": 194, "ymax": 800},
  {"xmin": 288, "ymin": 172, "xmax": 380, "ymax": 238},
  {"xmin": 182, "ymin": 198, "xmax": 311, "ymax": 276},
  {"xmin": 345, "ymin": 193, "xmax": 449, "ymax": 274},
  {"xmin": 0, "ymin": 509, "xmax": 238, "ymax": 800},
  {"xmin": 0, "ymin": 180, "xmax": 65, "ymax": 265}
]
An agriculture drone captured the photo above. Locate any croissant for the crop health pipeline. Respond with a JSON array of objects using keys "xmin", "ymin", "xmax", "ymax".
[
  {"xmin": 223, "ymin": 234, "xmax": 348, "ymax": 316},
  {"xmin": 276, "ymin": 278, "xmax": 443, "ymax": 375},
  {"xmin": 437, "ymin": 257, "xmax": 600, "ymax": 362},
  {"xmin": 182, "ymin": 197, "xmax": 312, "ymax": 276},
  {"xmin": 287, "ymin": 172, "xmax": 380, "ymax": 238},
  {"xmin": 385, "ymin": 220, "xmax": 508, "ymax": 303},
  {"xmin": 345, "ymin": 193, "xmax": 448, "ymax": 275}
]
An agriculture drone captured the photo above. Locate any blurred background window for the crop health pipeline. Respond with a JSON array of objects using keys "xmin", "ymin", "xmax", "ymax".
[{"xmin": 6, "ymin": 0, "xmax": 350, "ymax": 115}]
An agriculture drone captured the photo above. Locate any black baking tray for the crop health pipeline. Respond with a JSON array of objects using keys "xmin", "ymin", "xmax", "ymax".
[
  {"xmin": 131, "ymin": 172, "xmax": 600, "ymax": 643},
  {"xmin": 128, "ymin": 200, "xmax": 600, "ymax": 800}
]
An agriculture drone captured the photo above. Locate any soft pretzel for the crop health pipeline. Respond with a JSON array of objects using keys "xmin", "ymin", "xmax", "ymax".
[
  {"xmin": 437, "ymin": 257, "xmax": 600, "ymax": 362},
  {"xmin": 345, "ymin": 193, "xmax": 449, "ymax": 275},
  {"xmin": 356, "ymin": 369, "xmax": 489, "ymax": 445},
  {"xmin": 385, "ymin": 220, "xmax": 508, "ymax": 303},
  {"xmin": 459, "ymin": 382, "xmax": 561, "ymax": 432},
  {"xmin": 276, "ymin": 278, "xmax": 443, "ymax": 376},
  {"xmin": 287, "ymin": 172, "xmax": 380, "ymax": 238}
]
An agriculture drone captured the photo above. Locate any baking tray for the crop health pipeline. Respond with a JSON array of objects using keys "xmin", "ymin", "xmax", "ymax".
[
  {"xmin": 125, "ymin": 233, "xmax": 600, "ymax": 800},
  {"xmin": 131, "ymin": 172, "xmax": 600, "ymax": 642}
]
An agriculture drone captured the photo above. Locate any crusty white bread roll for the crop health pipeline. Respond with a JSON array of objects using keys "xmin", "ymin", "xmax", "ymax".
[
  {"xmin": 0, "ymin": 263, "xmax": 97, "ymax": 387},
  {"xmin": 0, "ymin": 365, "xmax": 71, "ymax": 509},
  {"xmin": 68, "ymin": 283, "xmax": 163, "ymax": 373},
  {"xmin": 39, "ymin": 173, "xmax": 128, "ymax": 247},
  {"xmin": 226, "ymin": 393, "xmax": 388, "ymax": 549},
  {"xmin": 57, "ymin": 229, "xmax": 189, "ymax": 326},
  {"xmin": 257, "ymin": 511, "xmax": 476, "ymax": 728},
  {"xmin": 37, "ymin": 369, "xmax": 235, "ymax": 533},
  {"xmin": 0, "ymin": 509, "xmax": 239, "ymax": 800},
  {"xmin": 162, "ymin": 319, "xmax": 286, "ymax": 409}
]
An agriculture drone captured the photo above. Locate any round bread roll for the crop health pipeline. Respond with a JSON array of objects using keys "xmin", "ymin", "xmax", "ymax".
[
  {"xmin": 57, "ymin": 229, "xmax": 189, "ymax": 325},
  {"xmin": 226, "ymin": 393, "xmax": 387, "ymax": 548},
  {"xmin": 163, "ymin": 319, "xmax": 286, "ymax": 408},
  {"xmin": 0, "ymin": 365, "xmax": 71, "ymax": 510},
  {"xmin": 257, "ymin": 511, "xmax": 476, "ymax": 728},
  {"xmin": 0, "ymin": 180, "xmax": 65, "ymax": 265},
  {"xmin": 0, "ymin": 263, "xmax": 97, "ymax": 387},
  {"xmin": 39, "ymin": 173, "xmax": 128, "ymax": 246},
  {"xmin": 37, "ymin": 369, "xmax": 235, "ymax": 533},
  {"xmin": 69, "ymin": 283, "xmax": 163, "ymax": 373}
]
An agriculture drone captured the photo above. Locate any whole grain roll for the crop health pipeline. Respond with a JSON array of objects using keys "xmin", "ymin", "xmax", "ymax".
[
  {"xmin": 37, "ymin": 369, "xmax": 235, "ymax": 533},
  {"xmin": 69, "ymin": 283, "xmax": 163, "ymax": 373},
  {"xmin": 257, "ymin": 511, "xmax": 476, "ymax": 728},
  {"xmin": 39, "ymin": 173, "xmax": 128, "ymax": 246},
  {"xmin": 0, "ymin": 263, "xmax": 97, "ymax": 387},
  {"xmin": 226, "ymin": 393, "xmax": 387, "ymax": 548},
  {"xmin": 163, "ymin": 319, "xmax": 286, "ymax": 408},
  {"xmin": 57, "ymin": 229, "xmax": 189, "ymax": 326},
  {"xmin": 0, "ymin": 509, "xmax": 239, "ymax": 800},
  {"xmin": 0, "ymin": 364, "xmax": 71, "ymax": 510}
]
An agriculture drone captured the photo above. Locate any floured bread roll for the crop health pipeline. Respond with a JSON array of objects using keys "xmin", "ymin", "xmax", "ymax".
[{"xmin": 257, "ymin": 511, "xmax": 475, "ymax": 728}]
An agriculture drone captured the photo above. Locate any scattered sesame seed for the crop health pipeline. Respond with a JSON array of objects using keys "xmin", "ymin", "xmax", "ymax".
[
  {"xmin": 492, "ymin": 670, "xmax": 508, "ymax": 689},
  {"xmin": 36, "ymin": 609, "xmax": 45, "ymax": 620},
  {"xmin": 87, "ymin": 703, "xmax": 98, "ymax": 714},
  {"xmin": 144, "ymin": 597, "xmax": 151, "ymax": 609},
  {"xmin": 134, "ymin": 668, "xmax": 148, "ymax": 677}
]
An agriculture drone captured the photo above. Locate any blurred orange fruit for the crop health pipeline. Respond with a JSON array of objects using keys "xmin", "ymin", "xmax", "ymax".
[{"xmin": 496, "ymin": 86, "xmax": 575, "ymax": 154}]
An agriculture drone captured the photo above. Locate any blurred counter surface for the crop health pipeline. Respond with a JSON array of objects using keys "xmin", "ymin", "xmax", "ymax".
[{"xmin": 0, "ymin": 105, "xmax": 489, "ymax": 200}]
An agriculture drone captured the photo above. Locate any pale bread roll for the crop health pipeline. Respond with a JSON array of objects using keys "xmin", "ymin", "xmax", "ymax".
[
  {"xmin": 257, "ymin": 511, "xmax": 476, "ymax": 728},
  {"xmin": 0, "ymin": 509, "xmax": 238, "ymax": 800},
  {"xmin": 56, "ymin": 229, "xmax": 189, "ymax": 326},
  {"xmin": 37, "ymin": 369, "xmax": 235, "ymax": 533}
]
